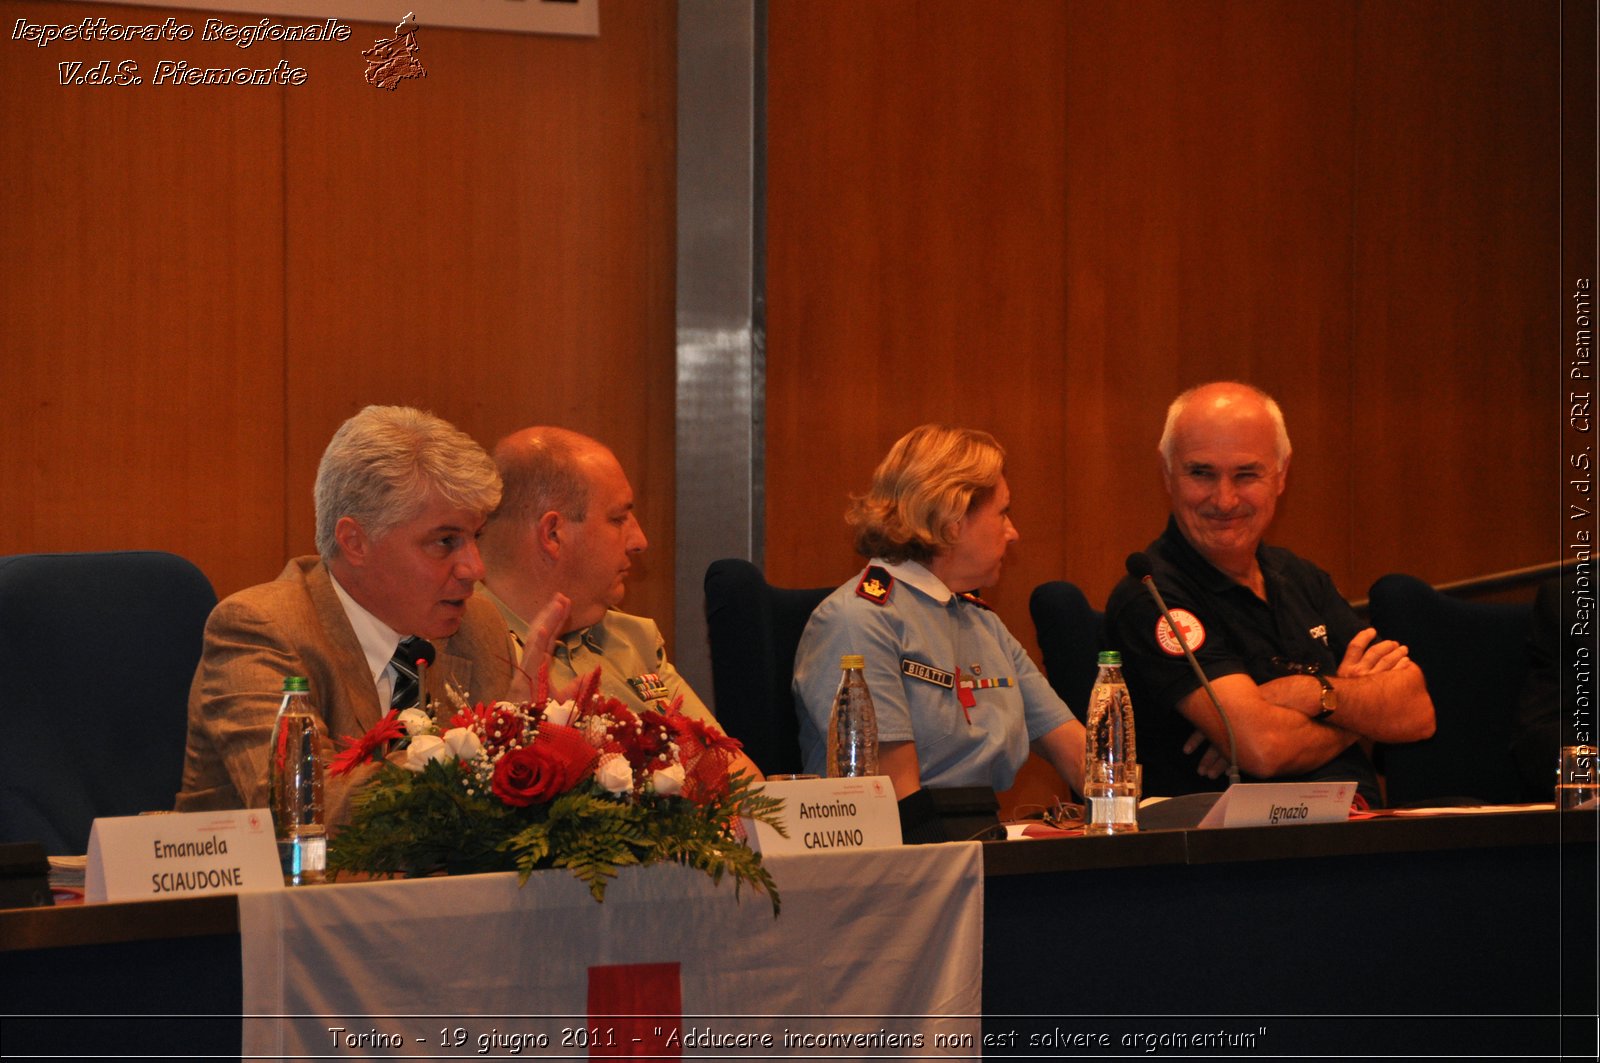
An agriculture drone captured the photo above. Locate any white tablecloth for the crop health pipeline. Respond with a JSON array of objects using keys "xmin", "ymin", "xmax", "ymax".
[{"xmin": 240, "ymin": 843, "xmax": 983, "ymax": 1059}]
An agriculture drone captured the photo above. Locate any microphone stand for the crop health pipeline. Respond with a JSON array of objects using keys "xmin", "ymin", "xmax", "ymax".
[{"xmin": 1134, "ymin": 569, "xmax": 1242, "ymax": 786}]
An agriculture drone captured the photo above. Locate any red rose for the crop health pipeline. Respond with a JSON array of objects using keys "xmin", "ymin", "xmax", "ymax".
[{"xmin": 490, "ymin": 723, "xmax": 597, "ymax": 807}]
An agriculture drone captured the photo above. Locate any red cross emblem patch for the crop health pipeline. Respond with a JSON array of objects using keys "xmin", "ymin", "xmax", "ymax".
[{"xmin": 1155, "ymin": 609, "xmax": 1207, "ymax": 656}]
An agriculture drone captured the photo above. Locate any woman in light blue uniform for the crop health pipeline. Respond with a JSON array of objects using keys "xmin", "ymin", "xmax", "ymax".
[{"xmin": 792, "ymin": 425, "xmax": 1085, "ymax": 809}]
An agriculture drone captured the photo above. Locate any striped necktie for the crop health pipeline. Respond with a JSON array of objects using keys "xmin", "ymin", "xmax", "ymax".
[{"xmin": 389, "ymin": 636, "xmax": 435, "ymax": 709}]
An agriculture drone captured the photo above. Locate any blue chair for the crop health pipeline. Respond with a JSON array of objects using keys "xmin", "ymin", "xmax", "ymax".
[
  {"xmin": 703, "ymin": 559, "xmax": 832, "ymax": 775},
  {"xmin": 0, "ymin": 551, "xmax": 217, "ymax": 853},
  {"xmin": 1367, "ymin": 573, "xmax": 1535, "ymax": 806},
  {"xmin": 1029, "ymin": 580, "xmax": 1104, "ymax": 716}
]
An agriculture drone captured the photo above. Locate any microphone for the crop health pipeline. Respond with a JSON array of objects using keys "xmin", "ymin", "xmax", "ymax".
[
  {"xmin": 404, "ymin": 636, "xmax": 437, "ymax": 714},
  {"xmin": 1125, "ymin": 552, "xmax": 1241, "ymax": 786},
  {"xmin": 410, "ymin": 638, "xmax": 438, "ymax": 669}
]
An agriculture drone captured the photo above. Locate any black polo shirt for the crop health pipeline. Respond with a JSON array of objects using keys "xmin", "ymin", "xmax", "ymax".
[{"xmin": 1103, "ymin": 516, "xmax": 1378, "ymax": 804}]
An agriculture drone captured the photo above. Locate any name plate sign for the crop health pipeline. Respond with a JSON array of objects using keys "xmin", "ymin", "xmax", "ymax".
[
  {"xmin": 86, "ymin": 809, "xmax": 283, "ymax": 902},
  {"xmin": 1198, "ymin": 781, "xmax": 1355, "ymax": 829},
  {"xmin": 744, "ymin": 776, "xmax": 902, "ymax": 854}
]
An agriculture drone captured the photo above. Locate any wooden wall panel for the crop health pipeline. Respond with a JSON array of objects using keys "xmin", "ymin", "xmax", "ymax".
[
  {"xmin": 4, "ymin": 0, "xmax": 1562, "ymax": 792},
  {"xmin": 1059, "ymin": 0, "xmax": 1359, "ymax": 605},
  {"xmin": 766, "ymin": 0, "xmax": 1071, "ymax": 637},
  {"xmin": 767, "ymin": 0, "xmax": 1070, "ymax": 812},
  {"xmin": 768, "ymin": 0, "xmax": 1558, "ymax": 629},
  {"xmin": 1, "ymin": 1, "xmax": 288, "ymax": 598},
  {"xmin": 279, "ymin": 5, "xmax": 679, "ymax": 630},
  {"xmin": 768, "ymin": 0, "xmax": 1368, "ymax": 637},
  {"xmin": 3, "ymin": 2, "xmax": 679, "ymax": 636},
  {"xmin": 1350, "ymin": 0, "xmax": 1561, "ymax": 587},
  {"xmin": 766, "ymin": 0, "xmax": 1560, "ymax": 807}
]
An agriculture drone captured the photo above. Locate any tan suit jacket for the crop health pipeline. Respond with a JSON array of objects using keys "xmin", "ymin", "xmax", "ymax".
[{"xmin": 175, "ymin": 556, "xmax": 515, "ymax": 823}]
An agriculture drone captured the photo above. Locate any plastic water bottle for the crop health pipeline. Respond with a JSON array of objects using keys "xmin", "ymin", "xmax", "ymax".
[
  {"xmin": 269, "ymin": 676, "xmax": 326, "ymax": 884},
  {"xmin": 827, "ymin": 654, "xmax": 880, "ymax": 777},
  {"xmin": 1083, "ymin": 650, "xmax": 1139, "ymax": 834}
]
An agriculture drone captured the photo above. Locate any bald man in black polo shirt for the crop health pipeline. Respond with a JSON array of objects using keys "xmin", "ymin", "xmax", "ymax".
[{"xmin": 1103, "ymin": 383, "xmax": 1436, "ymax": 806}]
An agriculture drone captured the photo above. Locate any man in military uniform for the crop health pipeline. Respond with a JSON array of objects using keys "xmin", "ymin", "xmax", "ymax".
[
  {"xmin": 479, "ymin": 427, "xmax": 762, "ymax": 780},
  {"xmin": 1103, "ymin": 382, "xmax": 1436, "ymax": 804}
]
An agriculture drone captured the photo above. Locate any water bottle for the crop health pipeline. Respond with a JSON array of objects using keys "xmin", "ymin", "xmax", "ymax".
[
  {"xmin": 269, "ymin": 676, "xmax": 326, "ymax": 884},
  {"xmin": 1082, "ymin": 650, "xmax": 1139, "ymax": 834},
  {"xmin": 827, "ymin": 654, "xmax": 880, "ymax": 777}
]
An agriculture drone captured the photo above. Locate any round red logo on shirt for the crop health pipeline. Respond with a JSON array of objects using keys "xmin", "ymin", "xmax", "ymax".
[{"xmin": 1155, "ymin": 609, "xmax": 1206, "ymax": 656}]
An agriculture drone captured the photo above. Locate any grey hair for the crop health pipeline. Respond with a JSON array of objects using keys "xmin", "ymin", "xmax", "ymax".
[
  {"xmin": 1158, "ymin": 382, "xmax": 1292, "ymax": 472},
  {"xmin": 314, "ymin": 405, "xmax": 501, "ymax": 560}
]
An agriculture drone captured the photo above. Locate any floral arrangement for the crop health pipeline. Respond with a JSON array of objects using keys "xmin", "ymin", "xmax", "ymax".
[{"xmin": 326, "ymin": 666, "xmax": 784, "ymax": 910}]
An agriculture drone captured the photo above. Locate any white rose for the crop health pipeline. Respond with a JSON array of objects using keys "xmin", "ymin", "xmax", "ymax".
[
  {"xmin": 542, "ymin": 699, "xmax": 577, "ymax": 728},
  {"xmin": 397, "ymin": 708, "xmax": 434, "ymax": 737},
  {"xmin": 595, "ymin": 754, "xmax": 634, "ymax": 795},
  {"xmin": 402, "ymin": 734, "xmax": 451, "ymax": 771},
  {"xmin": 441, "ymin": 727, "xmax": 483, "ymax": 761},
  {"xmin": 650, "ymin": 763, "xmax": 686, "ymax": 796}
]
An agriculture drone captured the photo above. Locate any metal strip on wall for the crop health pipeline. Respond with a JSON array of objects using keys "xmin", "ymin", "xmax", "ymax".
[{"xmin": 674, "ymin": 0, "xmax": 765, "ymax": 705}]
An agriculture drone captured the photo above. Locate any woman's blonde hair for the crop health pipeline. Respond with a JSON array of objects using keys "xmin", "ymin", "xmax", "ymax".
[{"xmin": 849, "ymin": 424, "xmax": 1005, "ymax": 565}]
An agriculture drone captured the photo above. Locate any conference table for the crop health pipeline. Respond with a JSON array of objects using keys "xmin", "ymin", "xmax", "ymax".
[{"xmin": 2, "ymin": 808, "xmax": 1594, "ymax": 1059}]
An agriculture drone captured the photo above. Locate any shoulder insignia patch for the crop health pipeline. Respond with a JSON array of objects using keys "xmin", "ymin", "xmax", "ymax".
[
  {"xmin": 856, "ymin": 565, "xmax": 894, "ymax": 605},
  {"xmin": 955, "ymin": 591, "xmax": 992, "ymax": 611},
  {"xmin": 1155, "ymin": 608, "xmax": 1207, "ymax": 656}
]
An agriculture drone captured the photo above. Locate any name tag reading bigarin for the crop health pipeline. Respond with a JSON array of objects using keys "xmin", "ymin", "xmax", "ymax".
[{"xmin": 743, "ymin": 776, "xmax": 902, "ymax": 854}]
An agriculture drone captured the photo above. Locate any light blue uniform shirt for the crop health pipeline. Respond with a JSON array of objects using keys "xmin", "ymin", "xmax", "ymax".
[{"xmin": 792, "ymin": 559, "xmax": 1076, "ymax": 791}]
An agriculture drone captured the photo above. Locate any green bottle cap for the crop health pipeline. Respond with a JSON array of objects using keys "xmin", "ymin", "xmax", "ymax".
[
  {"xmin": 282, "ymin": 676, "xmax": 309, "ymax": 693},
  {"xmin": 1097, "ymin": 650, "xmax": 1123, "ymax": 666}
]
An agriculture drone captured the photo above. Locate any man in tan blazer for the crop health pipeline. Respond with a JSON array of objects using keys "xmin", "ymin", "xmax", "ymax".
[{"xmin": 175, "ymin": 405, "xmax": 565, "ymax": 823}]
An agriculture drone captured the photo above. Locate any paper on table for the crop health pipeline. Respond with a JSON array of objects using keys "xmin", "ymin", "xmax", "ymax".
[
  {"xmin": 47, "ymin": 854, "xmax": 87, "ymax": 889},
  {"xmin": 1383, "ymin": 802, "xmax": 1557, "ymax": 816}
]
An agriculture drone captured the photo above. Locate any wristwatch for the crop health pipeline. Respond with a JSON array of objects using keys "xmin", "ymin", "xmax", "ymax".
[{"xmin": 1311, "ymin": 673, "xmax": 1337, "ymax": 721}]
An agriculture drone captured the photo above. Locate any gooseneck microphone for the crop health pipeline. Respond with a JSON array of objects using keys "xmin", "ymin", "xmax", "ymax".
[
  {"xmin": 412, "ymin": 639, "xmax": 438, "ymax": 670},
  {"xmin": 405, "ymin": 635, "xmax": 437, "ymax": 715},
  {"xmin": 1125, "ymin": 552, "xmax": 1241, "ymax": 786}
]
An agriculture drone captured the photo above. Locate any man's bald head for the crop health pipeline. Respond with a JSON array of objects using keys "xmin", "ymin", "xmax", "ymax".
[
  {"xmin": 482, "ymin": 427, "xmax": 648, "ymax": 631},
  {"xmin": 1158, "ymin": 382, "xmax": 1292, "ymax": 474}
]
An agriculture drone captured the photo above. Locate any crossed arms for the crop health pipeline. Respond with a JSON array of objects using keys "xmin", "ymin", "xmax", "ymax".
[{"xmin": 1184, "ymin": 628, "xmax": 1436, "ymax": 780}]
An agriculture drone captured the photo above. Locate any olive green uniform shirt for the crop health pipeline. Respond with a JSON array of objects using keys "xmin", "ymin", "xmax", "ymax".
[{"xmin": 478, "ymin": 584, "xmax": 718, "ymax": 727}]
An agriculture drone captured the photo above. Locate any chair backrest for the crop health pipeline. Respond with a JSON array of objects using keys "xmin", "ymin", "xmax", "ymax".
[
  {"xmin": 703, "ymin": 559, "xmax": 833, "ymax": 775},
  {"xmin": 1028, "ymin": 580, "xmax": 1105, "ymax": 716},
  {"xmin": 0, "ymin": 551, "xmax": 217, "ymax": 853},
  {"xmin": 1367, "ymin": 573, "xmax": 1534, "ymax": 806}
]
